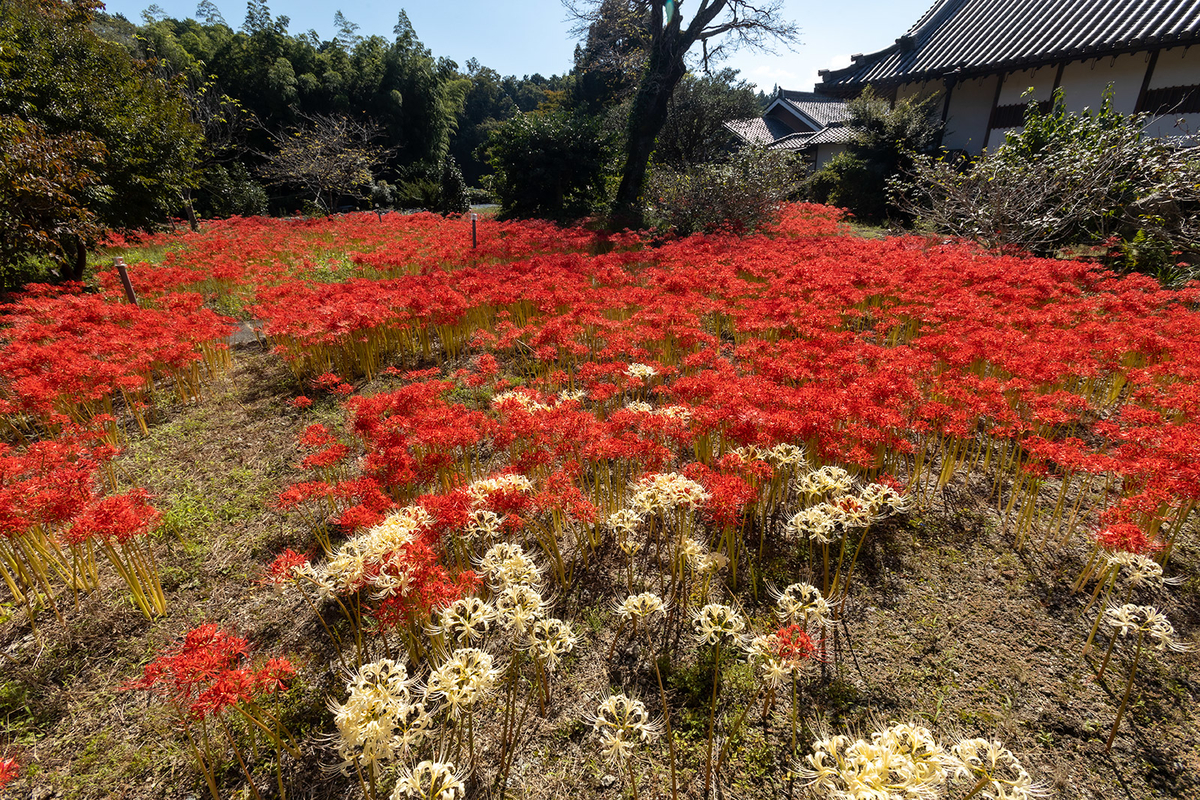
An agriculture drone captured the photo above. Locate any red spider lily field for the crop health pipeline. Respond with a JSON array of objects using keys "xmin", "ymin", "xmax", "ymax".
[{"xmin": 1, "ymin": 205, "xmax": 1198, "ymax": 800}]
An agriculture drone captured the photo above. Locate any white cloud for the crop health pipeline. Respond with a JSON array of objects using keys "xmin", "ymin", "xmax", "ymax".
[
  {"xmin": 826, "ymin": 53, "xmax": 854, "ymax": 70},
  {"xmin": 750, "ymin": 64, "xmax": 800, "ymax": 84}
]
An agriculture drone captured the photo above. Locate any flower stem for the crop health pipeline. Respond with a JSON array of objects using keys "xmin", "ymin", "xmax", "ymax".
[
  {"xmin": 704, "ymin": 639, "xmax": 722, "ymax": 800},
  {"xmin": 1105, "ymin": 631, "xmax": 1144, "ymax": 754}
]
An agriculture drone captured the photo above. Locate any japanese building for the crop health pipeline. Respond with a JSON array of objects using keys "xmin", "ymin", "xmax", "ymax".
[{"xmin": 728, "ymin": 0, "xmax": 1200, "ymax": 158}]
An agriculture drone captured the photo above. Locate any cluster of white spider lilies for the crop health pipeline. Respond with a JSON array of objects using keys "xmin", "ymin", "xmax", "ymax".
[
  {"xmin": 326, "ymin": 539, "xmax": 575, "ymax": 800},
  {"xmin": 273, "ymin": 441, "xmax": 1099, "ymax": 800},
  {"xmin": 1074, "ymin": 547, "xmax": 1193, "ymax": 754},
  {"xmin": 798, "ymin": 722, "xmax": 1045, "ymax": 800}
]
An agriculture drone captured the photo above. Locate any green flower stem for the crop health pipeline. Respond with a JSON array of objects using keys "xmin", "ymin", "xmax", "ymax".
[
  {"xmin": 1105, "ymin": 629, "xmax": 1145, "ymax": 754},
  {"xmin": 704, "ymin": 639, "xmax": 723, "ymax": 800}
]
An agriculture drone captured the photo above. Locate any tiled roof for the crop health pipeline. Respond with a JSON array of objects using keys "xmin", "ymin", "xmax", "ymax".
[
  {"xmin": 724, "ymin": 116, "xmax": 800, "ymax": 145},
  {"xmin": 795, "ymin": 126, "xmax": 856, "ymax": 146},
  {"xmin": 778, "ymin": 91, "xmax": 853, "ymax": 127},
  {"xmin": 766, "ymin": 132, "xmax": 817, "ymax": 151},
  {"xmin": 818, "ymin": 0, "xmax": 1200, "ymax": 92}
]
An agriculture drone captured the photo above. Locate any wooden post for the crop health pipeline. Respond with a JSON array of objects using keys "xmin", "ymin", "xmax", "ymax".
[
  {"xmin": 471, "ymin": 212, "xmax": 478, "ymax": 249},
  {"xmin": 113, "ymin": 257, "xmax": 138, "ymax": 307}
]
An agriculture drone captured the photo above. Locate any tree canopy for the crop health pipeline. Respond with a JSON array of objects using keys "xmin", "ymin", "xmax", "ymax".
[
  {"xmin": 566, "ymin": 0, "xmax": 799, "ymax": 227},
  {"xmin": 0, "ymin": 0, "xmax": 200, "ymax": 282}
]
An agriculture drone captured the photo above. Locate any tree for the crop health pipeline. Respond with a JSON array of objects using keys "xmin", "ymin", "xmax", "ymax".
[
  {"xmin": 0, "ymin": 116, "xmax": 106, "ymax": 286},
  {"xmin": 486, "ymin": 110, "xmax": 613, "ymax": 221},
  {"xmin": 566, "ymin": 0, "xmax": 798, "ymax": 228},
  {"xmin": 450, "ymin": 60, "xmax": 519, "ymax": 186},
  {"xmin": 436, "ymin": 155, "xmax": 470, "ymax": 215},
  {"xmin": 808, "ymin": 87, "xmax": 942, "ymax": 223},
  {"xmin": 653, "ymin": 68, "xmax": 759, "ymax": 169},
  {"xmin": 117, "ymin": 6, "xmax": 469, "ymax": 210},
  {"xmin": 259, "ymin": 113, "xmax": 386, "ymax": 212},
  {"xmin": 0, "ymin": 0, "xmax": 200, "ymax": 280},
  {"xmin": 572, "ymin": 0, "xmax": 649, "ymax": 114}
]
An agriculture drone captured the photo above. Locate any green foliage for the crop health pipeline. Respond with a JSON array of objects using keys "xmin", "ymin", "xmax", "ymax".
[
  {"xmin": 436, "ymin": 155, "xmax": 470, "ymax": 216},
  {"xmin": 0, "ymin": 0, "xmax": 200, "ymax": 279},
  {"xmin": 808, "ymin": 87, "xmax": 942, "ymax": 223},
  {"xmin": 653, "ymin": 69, "xmax": 761, "ymax": 170},
  {"xmin": 116, "ymin": 7, "xmax": 468, "ymax": 202},
  {"xmin": 898, "ymin": 88, "xmax": 1200, "ymax": 282},
  {"xmin": 393, "ymin": 176, "xmax": 442, "ymax": 211},
  {"xmin": 259, "ymin": 114, "xmax": 386, "ymax": 213},
  {"xmin": 450, "ymin": 60, "xmax": 520, "ymax": 186},
  {"xmin": 196, "ymin": 163, "xmax": 267, "ymax": 218},
  {"xmin": 487, "ymin": 110, "xmax": 613, "ymax": 221},
  {"xmin": 647, "ymin": 147, "xmax": 805, "ymax": 236},
  {"xmin": 0, "ymin": 115, "xmax": 106, "ymax": 287},
  {"xmin": 571, "ymin": 0, "xmax": 648, "ymax": 115}
]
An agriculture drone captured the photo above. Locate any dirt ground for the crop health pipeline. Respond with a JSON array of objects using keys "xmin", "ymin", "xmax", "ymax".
[{"xmin": 1, "ymin": 342, "xmax": 1196, "ymax": 800}]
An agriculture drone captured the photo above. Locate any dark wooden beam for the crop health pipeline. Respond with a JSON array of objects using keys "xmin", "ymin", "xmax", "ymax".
[
  {"xmin": 981, "ymin": 71, "xmax": 1007, "ymax": 150},
  {"xmin": 1135, "ymin": 48, "xmax": 1161, "ymax": 112}
]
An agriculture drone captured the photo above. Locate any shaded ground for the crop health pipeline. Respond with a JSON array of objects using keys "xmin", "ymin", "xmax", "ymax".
[{"xmin": 1, "ymin": 342, "xmax": 1197, "ymax": 800}]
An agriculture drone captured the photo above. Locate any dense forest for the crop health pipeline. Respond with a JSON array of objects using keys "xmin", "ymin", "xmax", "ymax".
[{"xmin": 0, "ymin": 0, "xmax": 778, "ymax": 288}]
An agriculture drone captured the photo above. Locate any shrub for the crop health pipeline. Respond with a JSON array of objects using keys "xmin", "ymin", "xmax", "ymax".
[
  {"xmin": 646, "ymin": 146, "xmax": 805, "ymax": 236},
  {"xmin": 486, "ymin": 110, "xmax": 613, "ymax": 221},
  {"xmin": 807, "ymin": 87, "xmax": 943, "ymax": 223},
  {"xmin": 436, "ymin": 155, "xmax": 470, "ymax": 216},
  {"xmin": 197, "ymin": 163, "xmax": 268, "ymax": 218},
  {"xmin": 897, "ymin": 89, "xmax": 1200, "ymax": 282},
  {"xmin": 394, "ymin": 176, "xmax": 442, "ymax": 211}
]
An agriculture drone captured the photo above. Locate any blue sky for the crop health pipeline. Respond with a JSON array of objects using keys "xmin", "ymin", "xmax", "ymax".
[{"xmin": 101, "ymin": 0, "xmax": 936, "ymax": 92}]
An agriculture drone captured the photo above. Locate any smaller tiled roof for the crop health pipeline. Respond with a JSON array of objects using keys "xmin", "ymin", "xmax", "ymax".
[
  {"xmin": 796, "ymin": 126, "xmax": 856, "ymax": 146},
  {"xmin": 778, "ymin": 91, "xmax": 853, "ymax": 127},
  {"xmin": 726, "ymin": 90, "xmax": 856, "ymax": 154},
  {"xmin": 766, "ymin": 132, "xmax": 818, "ymax": 151},
  {"xmin": 724, "ymin": 116, "xmax": 798, "ymax": 145}
]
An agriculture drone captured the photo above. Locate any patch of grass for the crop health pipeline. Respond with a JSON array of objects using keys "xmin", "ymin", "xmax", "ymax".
[{"xmin": 158, "ymin": 491, "xmax": 217, "ymax": 542}]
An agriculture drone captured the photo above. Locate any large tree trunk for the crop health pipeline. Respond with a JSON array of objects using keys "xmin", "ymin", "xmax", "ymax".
[
  {"xmin": 609, "ymin": 29, "xmax": 689, "ymax": 230},
  {"xmin": 64, "ymin": 235, "xmax": 87, "ymax": 283},
  {"xmin": 182, "ymin": 187, "xmax": 199, "ymax": 232}
]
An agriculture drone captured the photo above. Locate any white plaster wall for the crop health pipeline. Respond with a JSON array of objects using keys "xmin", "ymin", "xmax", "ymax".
[
  {"xmin": 1147, "ymin": 45, "xmax": 1200, "ymax": 89},
  {"xmin": 815, "ymin": 143, "xmax": 847, "ymax": 169},
  {"xmin": 942, "ymin": 74, "xmax": 999, "ymax": 154},
  {"xmin": 997, "ymin": 65, "xmax": 1058, "ymax": 104},
  {"xmin": 1142, "ymin": 114, "xmax": 1200, "ymax": 140},
  {"xmin": 1143, "ymin": 46, "xmax": 1200, "ymax": 140},
  {"xmin": 989, "ymin": 127, "xmax": 1021, "ymax": 146},
  {"xmin": 896, "ymin": 81, "xmax": 937, "ymax": 102},
  {"xmin": 1059, "ymin": 53, "xmax": 1147, "ymax": 113}
]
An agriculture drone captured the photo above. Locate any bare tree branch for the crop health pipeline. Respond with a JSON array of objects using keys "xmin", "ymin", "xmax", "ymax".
[
  {"xmin": 258, "ymin": 113, "xmax": 390, "ymax": 213},
  {"xmin": 563, "ymin": 0, "xmax": 799, "ymax": 227}
]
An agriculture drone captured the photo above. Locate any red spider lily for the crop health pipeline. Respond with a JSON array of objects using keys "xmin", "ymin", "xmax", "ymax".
[
  {"xmin": 254, "ymin": 657, "xmax": 296, "ymax": 694},
  {"xmin": 123, "ymin": 624, "xmax": 250, "ymax": 713},
  {"xmin": 65, "ymin": 489, "xmax": 160, "ymax": 545},
  {"xmin": 0, "ymin": 287, "xmax": 234, "ymax": 431},
  {"xmin": 682, "ymin": 461, "xmax": 758, "ymax": 529},
  {"xmin": 263, "ymin": 549, "xmax": 310, "ymax": 584},
  {"xmin": 0, "ymin": 756, "xmax": 16, "ymax": 790},
  {"xmin": 274, "ymin": 480, "xmax": 332, "ymax": 511},
  {"xmin": 123, "ymin": 624, "xmax": 294, "ymax": 721},
  {"xmin": 1093, "ymin": 524, "xmax": 1163, "ymax": 555},
  {"xmin": 774, "ymin": 624, "xmax": 815, "ymax": 662},
  {"xmin": 91, "ymin": 205, "xmax": 1200, "ymax": 593}
]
